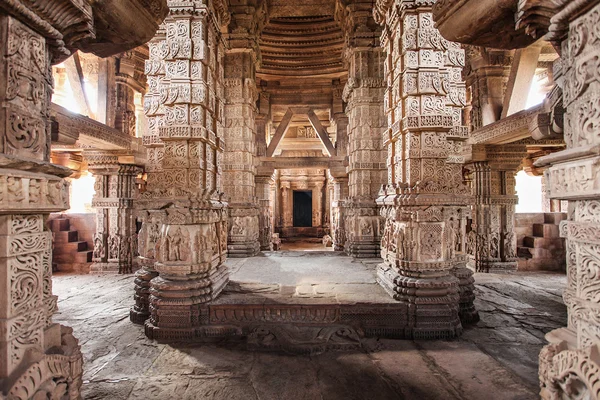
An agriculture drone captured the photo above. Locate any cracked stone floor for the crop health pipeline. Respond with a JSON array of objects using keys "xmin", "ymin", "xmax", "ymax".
[{"xmin": 52, "ymin": 251, "xmax": 566, "ymax": 400}]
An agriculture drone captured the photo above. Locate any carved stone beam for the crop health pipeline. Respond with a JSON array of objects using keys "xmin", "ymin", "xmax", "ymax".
[
  {"xmin": 266, "ymin": 108, "xmax": 293, "ymax": 157},
  {"xmin": 307, "ymin": 109, "xmax": 337, "ymax": 157},
  {"xmin": 64, "ymin": 52, "xmax": 93, "ymax": 118},
  {"xmin": 501, "ymin": 43, "xmax": 543, "ymax": 118}
]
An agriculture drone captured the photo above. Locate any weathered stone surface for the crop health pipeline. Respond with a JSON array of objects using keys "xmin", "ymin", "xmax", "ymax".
[{"xmin": 51, "ymin": 252, "xmax": 565, "ymax": 399}]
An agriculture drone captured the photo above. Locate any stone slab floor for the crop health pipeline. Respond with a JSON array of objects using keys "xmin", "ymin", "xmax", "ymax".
[{"xmin": 53, "ymin": 251, "xmax": 566, "ymax": 400}]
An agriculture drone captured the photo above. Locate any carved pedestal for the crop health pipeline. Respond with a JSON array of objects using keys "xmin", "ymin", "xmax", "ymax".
[
  {"xmin": 374, "ymin": 1, "xmax": 478, "ymax": 336},
  {"xmin": 87, "ymin": 154, "xmax": 142, "ymax": 274}
]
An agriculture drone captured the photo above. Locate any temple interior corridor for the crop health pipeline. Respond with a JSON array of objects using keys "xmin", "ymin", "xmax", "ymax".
[
  {"xmin": 52, "ymin": 255, "xmax": 566, "ymax": 400},
  {"xmin": 3, "ymin": 0, "xmax": 599, "ymax": 397}
]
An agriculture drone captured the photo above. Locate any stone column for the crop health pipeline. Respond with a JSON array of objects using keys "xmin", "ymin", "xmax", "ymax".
[
  {"xmin": 130, "ymin": 29, "xmax": 165, "ymax": 325},
  {"xmin": 87, "ymin": 153, "xmax": 142, "ymax": 273},
  {"xmin": 136, "ymin": 1, "xmax": 230, "ymax": 341},
  {"xmin": 463, "ymin": 47, "xmax": 513, "ymax": 130},
  {"xmin": 342, "ymin": 45, "xmax": 387, "ymax": 258},
  {"xmin": 256, "ymin": 174, "xmax": 274, "ymax": 251},
  {"xmin": 467, "ymin": 144, "xmax": 525, "ymax": 273},
  {"xmin": 374, "ymin": 1, "xmax": 477, "ymax": 337},
  {"xmin": 530, "ymin": 1, "xmax": 600, "ymax": 397},
  {"xmin": 222, "ymin": 49, "xmax": 260, "ymax": 257},
  {"xmin": 0, "ymin": 7, "xmax": 88, "ymax": 398},
  {"xmin": 281, "ymin": 182, "xmax": 293, "ymax": 229},
  {"xmin": 312, "ymin": 182, "xmax": 323, "ymax": 229},
  {"xmin": 330, "ymin": 176, "xmax": 349, "ymax": 251}
]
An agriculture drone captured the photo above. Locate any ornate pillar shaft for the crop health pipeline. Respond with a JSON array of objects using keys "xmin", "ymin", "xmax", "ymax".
[
  {"xmin": 342, "ymin": 47, "xmax": 387, "ymax": 258},
  {"xmin": 0, "ymin": 8, "xmax": 87, "ymax": 398},
  {"xmin": 87, "ymin": 154, "xmax": 141, "ymax": 273},
  {"xmin": 135, "ymin": 0, "xmax": 230, "ymax": 341},
  {"xmin": 255, "ymin": 174, "xmax": 274, "ymax": 251},
  {"xmin": 533, "ymin": 2, "xmax": 600, "ymax": 397},
  {"xmin": 467, "ymin": 145, "xmax": 525, "ymax": 273},
  {"xmin": 222, "ymin": 50, "xmax": 259, "ymax": 257},
  {"xmin": 375, "ymin": 1, "xmax": 477, "ymax": 337},
  {"xmin": 131, "ymin": 29, "xmax": 165, "ymax": 325},
  {"xmin": 115, "ymin": 83, "xmax": 137, "ymax": 136},
  {"xmin": 330, "ymin": 176, "xmax": 348, "ymax": 251}
]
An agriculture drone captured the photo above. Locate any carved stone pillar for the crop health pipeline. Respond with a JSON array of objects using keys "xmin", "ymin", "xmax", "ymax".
[
  {"xmin": 136, "ymin": 1, "xmax": 230, "ymax": 341},
  {"xmin": 467, "ymin": 144, "xmax": 525, "ymax": 273},
  {"xmin": 222, "ymin": 50, "xmax": 259, "ymax": 257},
  {"xmin": 130, "ymin": 30, "xmax": 165, "ymax": 325},
  {"xmin": 256, "ymin": 174, "xmax": 274, "ymax": 251},
  {"xmin": 374, "ymin": 1, "xmax": 477, "ymax": 337},
  {"xmin": 463, "ymin": 47, "xmax": 513, "ymax": 130},
  {"xmin": 281, "ymin": 182, "xmax": 292, "ymax": 229},
  {"xmin": 0, "ymin": 6, "xmax": 90, "ymax": 398},
  {"xmin": 330, "ymin": 175, "xmax": 348, "ymax": 251},
  {"xmin": 87, "ymin": 153, "xmax": 142, "ymax": 273},
  {"xmin": 529, "ymin": 2, "xmax": 600, "ymax": 397},
  {"xmin": 342, "ymin": 46, "xmax": 387, "ymax": 258}
]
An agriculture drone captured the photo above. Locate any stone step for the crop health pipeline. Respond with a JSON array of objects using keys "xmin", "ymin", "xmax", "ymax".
[
  {"xmin": 522, "ymin": 236, "xmax": 565, "ymax": 249},
  {"xmin": 49, "ymin": 218, "xmax": 70, "ymax": 232},
  {"xmin": 53, "ymin": 250, "xmax": 92, "ymax": 264},
  {"xmin": 518, "ymin": 257, "xmax": 565, "ymax": 272},
  {"xmin": 532, "ymin": 223, "xmax": 560, "ymax": 238},
  {"xmin": 53, "ymin": 240, "xmax": 89, "ymax": 254},
  {"xmin": 517, "ymin": 246, "xmax": 532, "ymax": 259},
  {"xmin": 544, "ymin": 213, "xmax": 567, "ymax": 225},
  {"xmin": 53, "ymin": 230, "xmax": 79, "ymax": 244}
]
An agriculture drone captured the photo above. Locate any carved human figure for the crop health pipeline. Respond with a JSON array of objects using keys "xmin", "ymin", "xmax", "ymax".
[
  {"xmin": 231, "ymin": 218, "xmax": 245, "ymax": 236},
  {"xmin": 466, "ymin": 230, "xmax": 476, "ymax": 256},
  {"xmin": 490, "ymin": 235, "xmax": 499, "ymax": 258},
  {"xmin": 360, "ymin": 220, "xmax": 373, "ymax": 236},
  {"xmin": 7, "ymin": 177, "xmax": 24, "ymax": 202},
  {"xmin": 167, "ymin": 227, "xmax": 184, "ymax": 262},
  {"xmin": 395, "ymin": 226, "xmax": 405, "ymax": 261},
  {"xmin": 503, "ymin": 231, "xmax": 516, "ymax": 259},
  {"xmin": 93, "ymin": 234, "xmax": 105, "ymax": 259},
  {"xmin": 109, "ymin": 234, "xmax": 120, "ymax": 259},
  {"xmin": 47, "ymin": 181, "xmax": 61, "ymax": 205},
  {"xmin": 29, "ymin": 179, "xmax": 41, "ymax": 204}
]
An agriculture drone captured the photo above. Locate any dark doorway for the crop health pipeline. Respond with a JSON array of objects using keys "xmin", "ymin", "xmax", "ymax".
[{"xmin": 293, "ymin": 190, "xmax": 312, "ymax": 227}]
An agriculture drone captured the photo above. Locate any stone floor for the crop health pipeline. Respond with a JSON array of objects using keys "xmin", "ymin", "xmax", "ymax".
[
  {"xmin": 53, "ymin": 251, "xmax": 566, "ymax": 400},
  {"xmin": 279, "ymin": 237, "xmax": 334, "ymax": 252}
]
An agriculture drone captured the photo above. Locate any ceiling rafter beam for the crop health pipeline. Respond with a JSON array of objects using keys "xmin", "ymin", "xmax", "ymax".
[
  {"xmin": 266, "ymin": 107, "xmax": 294, "ymax": 157},
  {"xmin": 307, "ymin": 109, "xmax": 336, "ymax": 156}
]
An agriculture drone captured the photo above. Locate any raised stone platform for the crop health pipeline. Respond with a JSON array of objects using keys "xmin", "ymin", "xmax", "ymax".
[{"xmin": 143, "ymin": 251, "xmax": 461, "ymax": 348}]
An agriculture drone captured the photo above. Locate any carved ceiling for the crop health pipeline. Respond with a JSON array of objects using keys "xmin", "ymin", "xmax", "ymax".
[{"xmin": 258, "ymin": 15, "xmax": 345, "ymax": 78}]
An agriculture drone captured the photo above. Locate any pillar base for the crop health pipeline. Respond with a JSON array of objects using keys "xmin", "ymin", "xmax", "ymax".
[
  {"xmin": 1, "ymin": 325, "xmax": 83, "ymax": 399},
  {"xmin": 227, "ymin": 240, "xmax": 260, "ymax": 258},
  {"xmin": 130, "ymin": 264, "xmax": 159, "ymax": 325},
  {"xmin": 468, "ymin": 259, "xmax": 518, "ymax": 273},
  {"xmin": 376, "ymin": 264, "xmax": 463, "ymax": 339},
  {"xmin": 146, "ymin": 263, "xmax": 229, "ymax": 341},
  {"xmin": 91, "ymin": 261, "xmax": 138, "ymax": 274},
  {"xmin": 452, "ymin": 266, "xmax": 480, "ymax": 324}
]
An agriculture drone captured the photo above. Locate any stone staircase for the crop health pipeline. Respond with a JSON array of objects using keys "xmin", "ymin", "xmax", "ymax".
[
  {"xmin": 517, "ymin": 213, "xmax": 566, "ymax": 271},
  {"xmin": 50, "ymin": 216, "xmax": 93, "ymax": 273}
]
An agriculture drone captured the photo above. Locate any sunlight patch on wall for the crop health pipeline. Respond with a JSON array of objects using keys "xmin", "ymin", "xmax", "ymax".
[
  {"xmin": 515, "ymin": 170, "xmax": 543, "ymax": 213},
  {"xmin": 67, "ymin": 173, "xmax": 96, "ymax": 214}
]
